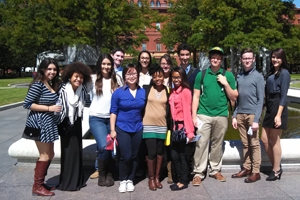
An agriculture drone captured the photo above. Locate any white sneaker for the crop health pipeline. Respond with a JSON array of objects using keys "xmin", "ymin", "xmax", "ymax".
[
  {"xmin": 119, "ymin": 180, "xmax": 127, "ymax": 193},
  {"xmin": 126, "ymin": 180, "xmax": 135, "ymax": 192}
]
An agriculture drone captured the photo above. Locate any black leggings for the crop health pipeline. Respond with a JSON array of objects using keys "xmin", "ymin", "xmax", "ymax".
[{"xmin": 145, "ymin": 138, "xmax": 164, "ymax": 160}]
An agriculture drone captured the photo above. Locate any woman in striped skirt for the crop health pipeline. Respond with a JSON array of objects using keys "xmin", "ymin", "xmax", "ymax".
[{"xmin": 23, "ymin": 58, "xmax": 61, "ymax": 196}]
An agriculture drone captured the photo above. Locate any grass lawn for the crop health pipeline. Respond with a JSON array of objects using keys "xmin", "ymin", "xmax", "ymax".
[
  {"xmin": 0, "ymin": 88, "xmax": 28, "ymax": 106},
  {"xmin": 0, "ymin": 77, "xmax": 32, "ymax": 87},
  {"xmin": 291, "ymin": 74, "xmax": 300, "ymax": 81},
  {"xmin": 290, "ymin": 82, "xmax": 300, "ymax": 88}
]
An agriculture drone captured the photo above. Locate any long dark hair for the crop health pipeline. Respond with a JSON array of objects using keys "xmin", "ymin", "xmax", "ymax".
[
  {"xmin": 137, "ymin": 50, "xmax": 152, "ymax": 72},
  {"xmin": 169, "ymin": 67, "xmax": 190, "ymax": 90},
  {"xmin": 95, "ymin": 53, "xmax": 119, "ymax": 96},
  {"xmin": 266, "ymin": 48, "xmax": 289, "ymax": 79},
  {"xmin": 31, "ymin": 58, "xmax": 60, "ymax": 92}
]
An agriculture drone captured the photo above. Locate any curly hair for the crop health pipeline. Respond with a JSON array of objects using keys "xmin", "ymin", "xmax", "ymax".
[
  {"xmin": 61, "ymin": 62, "xmax": 92, "ymax": 85},
  {"xmin": 31, "ymin": 58, "xmax": 60, "ymax": 92}
]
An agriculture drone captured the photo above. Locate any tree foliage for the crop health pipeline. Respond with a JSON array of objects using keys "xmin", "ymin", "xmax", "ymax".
[
  {"xmin": 0, "ymin": 0, "xmax": 160, "ymax": 71},
  {"xmin": 161, "ymin": 0, "xmax": 300, "ymax": 64}
]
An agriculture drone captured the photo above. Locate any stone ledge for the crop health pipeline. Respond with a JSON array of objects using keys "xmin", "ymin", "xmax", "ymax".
[{"xmin": 8, "ymin": 138, "xmax": 300, "ymax": 167}]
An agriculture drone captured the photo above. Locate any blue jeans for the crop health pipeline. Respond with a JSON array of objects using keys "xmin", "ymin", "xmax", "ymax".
[
  {"xmin": 117, "ymin": 126, "xmax": 143, "ymax": 181},
  {"xmin": 89, "ymin": 116, "xmax": 111, "ymax": 169}
]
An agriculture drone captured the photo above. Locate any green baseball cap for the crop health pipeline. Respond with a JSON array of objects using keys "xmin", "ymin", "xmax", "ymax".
[{"xmin": 209, "ymin": 47, "xmax": 224, "ymax": 56}]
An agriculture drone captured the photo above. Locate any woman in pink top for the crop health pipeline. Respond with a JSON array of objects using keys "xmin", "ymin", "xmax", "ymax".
[{"xmin": 169, "ymin": 67, "xmax": 194, "ymax": 191}]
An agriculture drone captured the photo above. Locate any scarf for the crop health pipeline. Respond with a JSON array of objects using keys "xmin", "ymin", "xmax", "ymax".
[{"xmin": 59, "ymin": 82, "xmax": 87, "ymax": 125}]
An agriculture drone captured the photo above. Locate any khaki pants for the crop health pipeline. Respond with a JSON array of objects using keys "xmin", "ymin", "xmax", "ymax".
[
  {"xmin": 193, "ymin": 114, "xmax": 228, "ymax": 178},
  {"xmin": 236, "ymin": 114, "xmax": 261, "ymax": 173}
]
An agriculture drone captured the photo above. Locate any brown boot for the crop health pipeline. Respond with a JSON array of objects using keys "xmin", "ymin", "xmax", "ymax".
[
  {"xmin": 32, "ymin": 161, "xmax": 55, "ymax": 196},
  {"xmin": 155, "ymin": 155, "xmax": 163, "ymax": 189},
  {"xmin": 146, "ymin": 157, "xmax": 157, "ymax": 191},
  {"xmin": 167, "ymin": 161, "xmax": 173, "ymax": 184},
  {"xmin": 42, "ymin": 160, "xmax": 56, "ymax": 191}
]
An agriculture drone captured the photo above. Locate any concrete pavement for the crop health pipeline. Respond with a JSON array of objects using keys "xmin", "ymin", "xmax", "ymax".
[{"xmin": 1, "ymin": 106, "xmax": 300, "ymax": 200}]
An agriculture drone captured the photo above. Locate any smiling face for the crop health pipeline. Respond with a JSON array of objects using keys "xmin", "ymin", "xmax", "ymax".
[
  {"xmin": 171, "ymin": 71, "xmax": 182, "ymax": 88},
  {"xmin": 241, "ymin": 52, "xmax": 255, "ymax": 72},
  {"xmin": 70, "ymin": 72, "xmax": 84, "ymax": 91},
  {"xmin": 160, "ymin": 58, "xmax": 170, "ymax": 73},
  {"xmin": 210, "ymin": 54, "xmax": 222, "ymax": 68},
  {"xmin": 139, "ymin": 52, "xmax": 150, "ymax": 68},
  {"xmin": 272, "ymin": 53, "xmax": 283, "ymax": 70},
  {"xmin": 111, "ymin": 51, "xmax": 124, "ymax": 68},
  {"xmin": 125, "ymin": 68, "xmax": 138, "ymax": 85},
  {"xmin": 152, "ymin": 71, "xmax": 164, "ymax": 87},
  {"xmin": 179, "ymin": 50, "xmax": 190, "ymax": 66},
  {"xmin": 43, "ymin": 64, "xmax": 57, "ymax": 81},
  {"xmin": 101, "ymin": 58, "xmax": 112, "ymax": 77}
]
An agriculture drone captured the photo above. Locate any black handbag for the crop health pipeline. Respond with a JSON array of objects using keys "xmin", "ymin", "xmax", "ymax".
[
  {"xmin": 22, "ymin": 126, "xmax": 41, "ymax": 140},
  {"xmin": 171, "ymin": 121, "xmax": 186, "ymax": 142}
]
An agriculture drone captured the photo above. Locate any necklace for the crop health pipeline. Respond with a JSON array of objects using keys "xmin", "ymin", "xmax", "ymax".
[{"xmin": 155, "ymin": 90, "xmax": 162, "ymax": 99}]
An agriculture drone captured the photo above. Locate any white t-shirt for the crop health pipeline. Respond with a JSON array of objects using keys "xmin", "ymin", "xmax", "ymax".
[
  {"xmin": 139, "ymin": 72, "xmax": 152, "ymax": 88},
  {"xmin": 89, "ymin": 74, "xmax": 122, "ymax": 118}
]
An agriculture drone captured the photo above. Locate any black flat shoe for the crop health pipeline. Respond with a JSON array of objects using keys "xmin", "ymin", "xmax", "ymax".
[
  {"xmin": 266, "ymin": 169, "xmax": 282, "ymax": 181},
  {"xmin": 169, "ymin": 183, "xmax": 178, "ymax": 189},
  {"xmin": 170, "ymin": 184, "xmax": 188, "ymax": 191}
]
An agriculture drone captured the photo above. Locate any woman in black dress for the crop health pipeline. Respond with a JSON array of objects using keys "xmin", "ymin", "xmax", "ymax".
[
  {"xmin": 57, "ymin": 62, "xmax": 92, "ymax": 191},
  {"xmin": 23, "ymin": 58, "xmax": 61, "ymax": 196},
  {"xmin": 261, "ymin": 48, "xmax": 290, "ymax": 181}
]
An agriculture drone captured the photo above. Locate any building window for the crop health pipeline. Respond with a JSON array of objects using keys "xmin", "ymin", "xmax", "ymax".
[
  {"xmin": 156, "ymin": 22, "xmax": 161, "ymax": 31},
  {"xmin": 142, "ymin": 43, "xmax": 147, "ymax": 51},
  {"xmin": 138, "ymin": 0, "xmax": 142, "ymax": 7},
  {"xmin": 150, "ymin": 0, "xmax": 154, "ymax": 7},
  {"xmin": 156, "ymin": 43, "xmax": 161, "ymax": 52},
  {"xmin": 156, "ymin": 1, "xmax": 161, "ymax": 7}
]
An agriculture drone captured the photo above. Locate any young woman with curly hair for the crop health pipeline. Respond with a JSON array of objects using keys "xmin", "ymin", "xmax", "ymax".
[{"xmin": 56, "ymin": 62, "xmax": 92, "ymax": 191}]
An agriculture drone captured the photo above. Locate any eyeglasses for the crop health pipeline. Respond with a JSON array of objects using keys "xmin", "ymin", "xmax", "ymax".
[
  {"xmin": 160, "ymin": 63, "xmax": 169, "ymax": 66},
  {"xmin": 172, "ymin": 76, "xmax": 181, "ymax": 80},
  {"xmin": 141, "ymin": 57, "xmax": 150, "ymax": 60},
  {"xmin": 125, "ymin": 73, "xmax": 137, "ymax": 77},
  {"xmin": 241, "ymin": 57, "xmax": 254, "ymax": 61}
]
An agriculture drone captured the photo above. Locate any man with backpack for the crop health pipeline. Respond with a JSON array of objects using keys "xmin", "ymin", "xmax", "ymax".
[{"xmin": 191, "ymin": 47, "xmax": 238, "ymax": 185}]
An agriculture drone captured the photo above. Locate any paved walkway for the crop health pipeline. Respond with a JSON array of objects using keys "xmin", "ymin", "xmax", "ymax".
[{"xmin": 1, "ymin": 107, "xmax": 300, "ymax": 200}]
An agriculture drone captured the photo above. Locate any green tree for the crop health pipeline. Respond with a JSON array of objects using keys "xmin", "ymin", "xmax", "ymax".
[
  {"xmin": 161, "ymin": 0, "xmax": 300, "ymax": 67},
  {"xmin": 0, "ymin": 0, "xmax": 160, "ymax": 75},
  {"xmin": 160, "ymin": 0, "xmax": 200, "ymax": 66}
]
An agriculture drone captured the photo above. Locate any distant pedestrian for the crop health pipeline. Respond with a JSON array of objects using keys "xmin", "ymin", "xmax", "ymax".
[{"xmin": 261, "ymin": 48, "xmax": 290, "ymax": 181}]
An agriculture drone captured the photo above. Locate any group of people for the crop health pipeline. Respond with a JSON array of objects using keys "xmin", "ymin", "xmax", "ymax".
[{"xmin": 22, "ymin": 44, "xmax": 290, "ymax": 196}]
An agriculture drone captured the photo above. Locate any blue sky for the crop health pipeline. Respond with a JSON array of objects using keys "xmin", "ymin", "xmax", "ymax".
[{"xmin": 294, "ymin": 0, "xmax": 300, "ymax": 8}]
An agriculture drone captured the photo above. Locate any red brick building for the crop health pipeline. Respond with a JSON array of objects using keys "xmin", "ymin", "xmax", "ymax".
[{"xmin": 130, "ymin": 0, "xmax": 173, "ymax": 60}]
